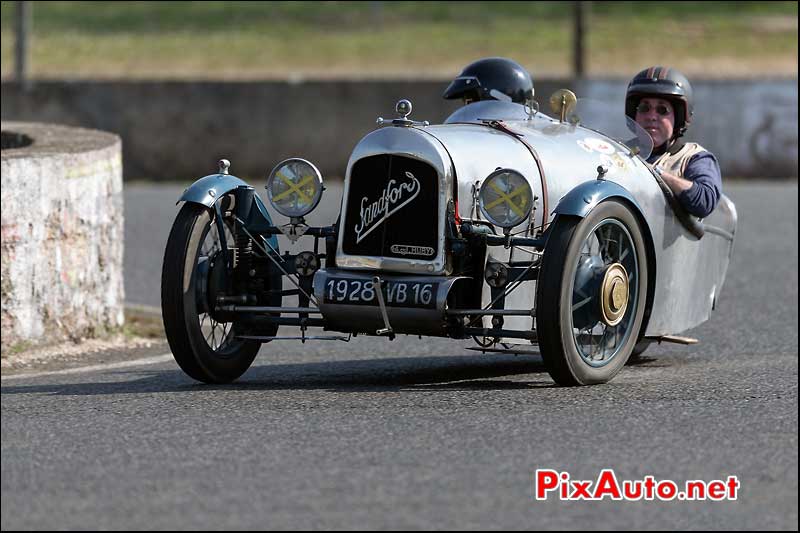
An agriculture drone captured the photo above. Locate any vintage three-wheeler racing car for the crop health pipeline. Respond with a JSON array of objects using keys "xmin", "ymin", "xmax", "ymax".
[{"xmin": 161, "ymin": 91, "xmax": 737, "ymax": 386}]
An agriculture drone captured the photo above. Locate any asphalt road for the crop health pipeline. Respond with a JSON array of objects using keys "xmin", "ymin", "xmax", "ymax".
[{"xmin": 2, "ymin": 181, "xmax": 797, "ymax": 530}]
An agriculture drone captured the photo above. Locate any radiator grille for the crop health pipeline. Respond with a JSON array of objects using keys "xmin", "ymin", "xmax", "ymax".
[{"xmin": 342, "ymin": 155, "xmax": 439, "ymax": 260}]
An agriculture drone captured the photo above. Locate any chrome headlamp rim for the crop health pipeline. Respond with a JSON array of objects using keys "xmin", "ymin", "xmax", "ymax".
[
  {"xmin": 477, "ymin": 168, "xmax": 533, "ymax": 229},
  {"xmin": 266, "ymin": 157, "xmax": 324, "ymax": 218}
]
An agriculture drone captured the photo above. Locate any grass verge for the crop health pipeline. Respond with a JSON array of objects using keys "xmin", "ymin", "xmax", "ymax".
[{"xmin": 1, "ymin": 1, "xmax": 796, "ymax": 79}]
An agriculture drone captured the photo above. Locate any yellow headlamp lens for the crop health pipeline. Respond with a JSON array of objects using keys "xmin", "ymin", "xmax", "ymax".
[
  {"xmin": 266, "ymin": 158, "xmax": 323, "ymax": 217},
  {"xmin": 478, "ymin": 169, "xmax": 532, "ymax": 228}
]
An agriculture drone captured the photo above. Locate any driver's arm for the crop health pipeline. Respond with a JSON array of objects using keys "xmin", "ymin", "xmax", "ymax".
[
  {"xmin": 657, "ymin": 168, "xmax": 694, "ymax": 195},
  {"xmin": 657, "ymin": 152, "xmax": 722, "ymax": 218}
]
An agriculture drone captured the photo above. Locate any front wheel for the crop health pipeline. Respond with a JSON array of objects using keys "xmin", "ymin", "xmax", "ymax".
[
  {"xmin": 536, "ymin": 200, "xmax": 648, "ymax": 386},
  {"xmin": 161, "ymin": 202, "xmax": 260, "ymax": 383}
]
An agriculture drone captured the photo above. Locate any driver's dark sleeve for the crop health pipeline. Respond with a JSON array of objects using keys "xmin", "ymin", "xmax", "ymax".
[{"xmin": 678, "ymin": 151, "xmax": 722, "ymax": 218}]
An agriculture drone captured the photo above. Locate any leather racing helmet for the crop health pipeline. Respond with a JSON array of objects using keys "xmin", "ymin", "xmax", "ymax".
[
  {"xmin": 625, "ymin": 66, "xmax": 694, "ymax": 138},
  {"xmin": 443, "ymin": 57, "xmax": 534, "ymax": 105}
]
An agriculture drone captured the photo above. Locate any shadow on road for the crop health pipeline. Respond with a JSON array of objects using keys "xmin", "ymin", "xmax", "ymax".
[{"xmin": 0, "ymin": 354, "xmax": 565, "ymax": 396}]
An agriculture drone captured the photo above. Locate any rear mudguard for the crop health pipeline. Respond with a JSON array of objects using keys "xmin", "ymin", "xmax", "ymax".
[{"xmin": 178, "ymin": 173, "xmax": 279, "ymax": 250}]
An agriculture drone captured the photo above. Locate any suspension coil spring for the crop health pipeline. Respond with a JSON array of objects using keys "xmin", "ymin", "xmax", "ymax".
[{"xmin": 234, "ymin": 231, "xmax": 253, "ymax": 272}]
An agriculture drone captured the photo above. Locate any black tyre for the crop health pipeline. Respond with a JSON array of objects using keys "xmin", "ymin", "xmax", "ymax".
[
  {"xmin": 536, "ymin": 200, "xmax": 648, "ymax": 386},
  {"xmin": 161, "ymin": 202, "xmax": 260, "ymax": 383}
]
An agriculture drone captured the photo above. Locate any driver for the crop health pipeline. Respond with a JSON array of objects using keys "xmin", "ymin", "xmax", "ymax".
[
  {"xmin": 443, "ymin": 57, "xmax": 534, "ymax": 107},
  {"xmin": 626, "ymin": 66, "xmax": 722, "ymax": 218}
]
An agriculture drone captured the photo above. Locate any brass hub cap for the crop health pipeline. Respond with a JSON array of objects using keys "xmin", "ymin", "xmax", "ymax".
[{"xmin": 600, "ymin": 263, "xmax": 629, "ymax": 326}]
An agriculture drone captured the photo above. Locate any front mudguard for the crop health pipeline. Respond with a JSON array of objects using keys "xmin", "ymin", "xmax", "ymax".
[
  {"xmin": 178, "ymin": 173, "xmax": 279, "ymax": 250},
  {"xmin": 555, "ymin": 177, "xmax": 705, "ymax": 239},
  {"xmin": 551, "ymin": 179, "xmax": 653, "ymax": 265},
  {"xmin": 553, "ymin": 179, "xmax": 642, "ymax": 219}
]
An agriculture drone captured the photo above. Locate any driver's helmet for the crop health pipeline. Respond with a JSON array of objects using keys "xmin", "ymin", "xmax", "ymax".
[
  {"xmin": 625, "ymin": 66, "xmax": 694, "ymax": 138},
  {"xmin": 443, "ymin": 57, "xmax": 534, "ymax": 106}
]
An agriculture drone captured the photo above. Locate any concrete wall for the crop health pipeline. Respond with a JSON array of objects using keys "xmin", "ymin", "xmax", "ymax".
[
  {"xmin": 2, "ymin": 79, "xmax": 797, "ymax": 181},
  {"xmin": 576, "ymin": 79, "xmax": 799, "ymax": 179},
  {"xmin": 1, "ymin": 122, "xmax": 124, "ymax": 351}
]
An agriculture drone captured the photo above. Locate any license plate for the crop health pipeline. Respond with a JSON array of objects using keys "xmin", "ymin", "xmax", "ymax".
[{"xmin": 323, "ymin": 277, "xmax": 438, "ymax": 309}]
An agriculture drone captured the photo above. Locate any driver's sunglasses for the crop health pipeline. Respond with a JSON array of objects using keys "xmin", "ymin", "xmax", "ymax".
[{"xmin": 636, "ymin": 102, "xmax": 671, "ymax": 116}]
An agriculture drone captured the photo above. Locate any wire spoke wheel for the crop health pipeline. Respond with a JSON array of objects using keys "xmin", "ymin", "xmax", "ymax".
[
  {"xmin": 196, "ymin": 218, "xmax": 237, "ymax": 354},
  {"xmin": 536, "ymin": 200, "xmax": 648, "ymax": 386},
  {"xmin": 161, "ymin": 202, "xmax": 261, "ymax": 384},
  {"xmin": 570, "ymin": 219, "xmax": 638, "ymax": 366}
]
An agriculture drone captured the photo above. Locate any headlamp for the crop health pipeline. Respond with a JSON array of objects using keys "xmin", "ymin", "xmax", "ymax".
[
  {"xmin": 266, "ymin": 158, "xmax": 324, "ymax": 218},
  {"xmin": 478, "ymin": 169, "xmax": 533, "ymax": 229}
]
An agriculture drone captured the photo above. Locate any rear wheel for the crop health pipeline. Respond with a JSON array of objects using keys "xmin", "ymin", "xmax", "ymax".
[
  {"xmin": 161, "ymin": 202, "xmax": 260, "ymax": 383},
  {"xmin": 536, "ymin": 200, "xmax": 648, "ymax": 385}
]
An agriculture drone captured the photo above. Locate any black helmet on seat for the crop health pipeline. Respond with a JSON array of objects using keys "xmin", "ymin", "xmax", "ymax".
[
  {"xmin": 625, "ymin": 66, "xmax": 694, "ymax": 138},
  {"xmin": 443, "ymin": 57, "xmax": 534, "ymax": 105}
]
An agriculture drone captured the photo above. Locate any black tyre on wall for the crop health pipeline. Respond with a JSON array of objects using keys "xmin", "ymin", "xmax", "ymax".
[
  {"xmin": 161, "ymin": 202, "xmax": 261, "ymax": 383},
  {"xmin": 536, "ymin": 200, "xmax": 648, "ymax": 386}
]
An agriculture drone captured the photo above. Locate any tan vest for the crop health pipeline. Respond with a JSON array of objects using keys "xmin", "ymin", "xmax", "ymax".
[{"xmin": 651, "ymin": 142, "xmax": 707, "ymax": 179}]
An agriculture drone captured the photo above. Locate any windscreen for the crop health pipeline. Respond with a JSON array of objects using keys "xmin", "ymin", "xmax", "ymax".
[{"xmin": 564, "ymin": 98, "xmax": 654, "ymax": 160}]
